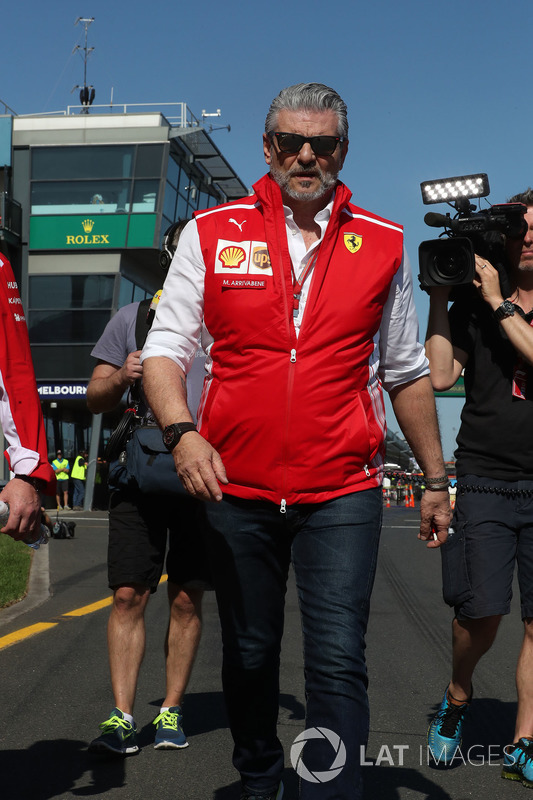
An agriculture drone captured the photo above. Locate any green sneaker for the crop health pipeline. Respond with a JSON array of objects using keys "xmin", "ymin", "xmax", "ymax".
[
  {"xmin": 153, "ymin": 706, "xmax": 189, "ymax": 749},
  {"xmin": 88, "ymin": 708, "xmax": 139, "ymax": 755}
]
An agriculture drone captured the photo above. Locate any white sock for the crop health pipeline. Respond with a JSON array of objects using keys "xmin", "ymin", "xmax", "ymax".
[
  {"xmin": 160, "ymin": 707, "xmax": 169, "ymax": 714},
  {"xmin": 122, "ymin": 711, "xmax": 134, "ymax": 725}
]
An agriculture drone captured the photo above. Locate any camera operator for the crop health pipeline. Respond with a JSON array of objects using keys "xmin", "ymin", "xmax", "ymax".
[{"xmin": 424, "ymin": 189, "xmax": 533, "ymax": 784}]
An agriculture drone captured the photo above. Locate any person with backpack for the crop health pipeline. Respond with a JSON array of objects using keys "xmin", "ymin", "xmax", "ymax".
[{"xmin": 86, "ymin": 221, "xmax": 209, "ymax": 756}]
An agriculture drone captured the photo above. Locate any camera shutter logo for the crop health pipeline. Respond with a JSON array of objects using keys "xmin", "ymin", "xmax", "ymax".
[{"xmin": 290, "ymin": 727, "xmax": 346, "ymax": 783}]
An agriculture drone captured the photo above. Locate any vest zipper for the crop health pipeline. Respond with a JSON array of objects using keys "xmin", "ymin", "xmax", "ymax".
[{"xmin": 280, "ymin": 499, "xmax": 287, "ymax": 514}]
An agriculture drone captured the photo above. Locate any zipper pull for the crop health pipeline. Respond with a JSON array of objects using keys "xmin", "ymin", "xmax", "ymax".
[
  {"xmin": 364, "ymin": 464, "xmax": 371, "ymax": 477},
  {"xmin": 290, "ymin": 349, "xmax": 297, "ymax": 363},
  {"xmin": 280, "ymin": 499, "xmax": 287, "ymax": 514}
]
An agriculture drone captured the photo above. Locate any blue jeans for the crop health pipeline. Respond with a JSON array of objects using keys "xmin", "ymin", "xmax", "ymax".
[
  {"xmin": 72, "ymin": 479, "xmax": 85, "ymax": 507},
  {"xmin": 204, "ymin": 490, "xmax": 382, "ymax": 799}
]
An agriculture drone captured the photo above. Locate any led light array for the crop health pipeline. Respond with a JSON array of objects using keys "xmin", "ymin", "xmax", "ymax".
[{"xmin": 420, "ymin": 174, "xmax": 490, "ymax": 205}]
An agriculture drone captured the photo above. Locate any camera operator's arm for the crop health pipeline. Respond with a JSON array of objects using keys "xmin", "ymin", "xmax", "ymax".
[
  {"xmin": 474, "ymin": 256, "xmax": 533, "ymax": 366},
  {"xmin": 425, "ymin": 286, "xmax": 468, "ymax": 391}
]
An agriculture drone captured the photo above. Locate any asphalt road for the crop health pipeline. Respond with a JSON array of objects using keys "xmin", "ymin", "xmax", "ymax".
[{"xmin": 0, "ymin": 506, "xmax": 527, "ymax": 800}]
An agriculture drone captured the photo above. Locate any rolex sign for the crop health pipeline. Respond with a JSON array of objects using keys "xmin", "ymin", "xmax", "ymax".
[{"xmin": 29, "ymin": 214, "xmax": 157, "ymax": 250}]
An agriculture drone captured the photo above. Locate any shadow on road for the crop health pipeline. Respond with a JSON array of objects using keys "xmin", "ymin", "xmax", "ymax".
[
  {"xmin": 0, "ymin": 739, "xmax": 126, "ymax": 799},
  {"xmin": 364, "ymin": 764, "xmax": 453, "ymax": 799}
]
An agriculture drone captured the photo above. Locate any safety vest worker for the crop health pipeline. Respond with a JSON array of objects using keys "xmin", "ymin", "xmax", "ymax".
[{"xmin": 71, "ymin": 454, "xmax": 87, "ymax": 481}]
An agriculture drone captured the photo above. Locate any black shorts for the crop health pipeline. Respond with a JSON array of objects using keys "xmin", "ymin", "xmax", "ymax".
[
  {"xmin": 108, "ymin": 490, "xmax": 211, "ymax": 592},
  {"xmin": 441, "ymin": 474, "xmax": 533, "ymax": 619}
]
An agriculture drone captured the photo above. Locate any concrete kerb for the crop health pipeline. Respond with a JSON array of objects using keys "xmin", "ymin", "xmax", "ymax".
[
  {"xmin": 0, "ymin": 509, "xmax": 108, "ymax": 628},
  {"xmin": 0, "ymin": 542, "xmax": 51, "ymax": 627}
]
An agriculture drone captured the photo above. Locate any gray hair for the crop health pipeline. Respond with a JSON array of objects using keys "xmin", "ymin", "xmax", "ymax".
[
  {"xmin": 265, "ymin": 83, "xmax": 348, "ymax": 138},
  {"xmin": 508, "ymin": 188, "xmax": 533, "ymax": 206}
]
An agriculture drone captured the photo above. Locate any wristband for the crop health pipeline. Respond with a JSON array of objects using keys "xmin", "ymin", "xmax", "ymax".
[
  {"xmin": 424, "ymin": 475, "xmax": 451, "ymax": 491},
  {"xmin": 424, "ymin": 475, "xmax": 449, "ymax": 485},
  {"xmin": 14, "ymin": 474, "xmax": 47, "ymax": 492}
]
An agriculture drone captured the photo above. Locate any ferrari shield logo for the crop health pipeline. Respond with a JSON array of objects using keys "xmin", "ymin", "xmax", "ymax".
[{"xmin": 344, "ymin": 233, "xmax": 362, "ymax": 253}]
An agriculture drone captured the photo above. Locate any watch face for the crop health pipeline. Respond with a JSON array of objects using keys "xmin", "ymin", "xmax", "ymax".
[
  {"xmin": 163, "ymin": 426, "xmax": 177, "ymax": 448},
  {"xmin": 503, "ymin": 300, "xmax": 514, "ymax": 313}
]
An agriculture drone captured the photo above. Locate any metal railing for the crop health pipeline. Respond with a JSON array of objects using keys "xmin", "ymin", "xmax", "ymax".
[
  {"xmin": 0, "ymin": 194, "xmax": 22, "ymax": 237},
  {"xmin": 19, "ymin": 102, "xmax": 201, "ymax": 129}
]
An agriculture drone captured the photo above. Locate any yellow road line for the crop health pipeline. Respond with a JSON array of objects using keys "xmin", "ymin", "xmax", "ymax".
[
  {"xmin": 0, "ymin": 574, "xmax": 169, "ymax": 651},
  {"xmin": 64, "ymin": 597, "xmax": 113, "ymax": 617},
  {"xmin": 0, "ymin": 622, "xmax": 57, "ymax": 651}
]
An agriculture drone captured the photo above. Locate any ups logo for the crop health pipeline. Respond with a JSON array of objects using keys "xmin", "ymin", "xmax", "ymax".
[{"xmin": 252, "ymin": 247, "xmax": 271, "ymax": 270}]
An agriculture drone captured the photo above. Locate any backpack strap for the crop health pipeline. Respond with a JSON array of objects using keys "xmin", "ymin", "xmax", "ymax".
[
  {"xmin": 135, "ymin": 297, "xmax": 154, "ymax": 350},
  {"xmin": 131, "ymin": 294, "xmax": 160, "ymax": 406}
]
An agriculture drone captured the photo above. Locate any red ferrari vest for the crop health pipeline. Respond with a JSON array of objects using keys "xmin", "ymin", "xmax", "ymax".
[{"xmin": 194, "ymin": 174, "xmax": 403, "ymax": 506}]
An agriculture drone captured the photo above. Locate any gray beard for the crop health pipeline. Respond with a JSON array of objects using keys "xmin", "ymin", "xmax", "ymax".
[
  {"xmin": 518, "ymin": 261, "xmax": 533, "ymax": 272},
  {"xmin": 270, "ymin": 164, "xmax": 338, "ymax": 202}
]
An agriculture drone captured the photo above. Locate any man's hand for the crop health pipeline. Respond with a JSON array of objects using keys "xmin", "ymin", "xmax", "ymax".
[
  {"xmin": 173, "ymin": 432, "xmax": 228, "ymax": 502},
  {"xmin": 418, "ymin": 490, "xmax": 451, "ymax": 549},
  {"xmin": 0, "ymin": 478, "xmax": 41, "ymax": 541},
  {"xmin": 119, "ymin": 350, "xmax": 143, "ymax": 386},
  {"xmin": 473, "ymin": 255, "xmax": 503, "ymax": 310}
]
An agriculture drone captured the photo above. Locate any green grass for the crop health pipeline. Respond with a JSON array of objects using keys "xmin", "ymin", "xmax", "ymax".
[{"xmin": 0, "ymin": 534, "xmax": 31, "ymax": 608}]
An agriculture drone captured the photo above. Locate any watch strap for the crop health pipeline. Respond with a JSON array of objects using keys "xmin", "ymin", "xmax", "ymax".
[
  {"xmin": 14, "ymin": 474, "xmax": 47, "ymax": 492},
  {"xmin": 163, "ymin": 422, "xmax": 197, "ymax": 451},
  {"xmin": 493, "ymin": 300, "xmax": 515, "ymax": 321}
]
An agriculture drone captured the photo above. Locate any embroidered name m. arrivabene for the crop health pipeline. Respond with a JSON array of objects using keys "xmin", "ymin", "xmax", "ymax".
[
  {"xmin": 221, "ymin": 278, "xmax": 267, "ymax": 289},
  {"xmin": 215, "ymin": 240, "xmax": 273, "ymax": 276}
]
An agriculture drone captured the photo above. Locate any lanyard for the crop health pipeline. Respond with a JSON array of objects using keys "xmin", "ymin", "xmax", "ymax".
[{"xmin": 291, "ymin": 246, "xmax": 321, "ymax": 319}]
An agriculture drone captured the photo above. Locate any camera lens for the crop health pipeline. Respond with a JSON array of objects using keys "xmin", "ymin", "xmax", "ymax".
[
  {"xmin": 419, "ymin": 238, "xmax": 475, "ymax": 288},
  {"xmin": 433, "ymin": 251, "xmax": 470, "ymax": 282}
]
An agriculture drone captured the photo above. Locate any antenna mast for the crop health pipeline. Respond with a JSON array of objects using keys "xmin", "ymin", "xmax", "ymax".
[{"xmin": 72, "ymin": 17, "xmax": 95, "ymax": 114}]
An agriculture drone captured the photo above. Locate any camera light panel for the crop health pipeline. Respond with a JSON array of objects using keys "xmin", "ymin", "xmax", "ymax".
[{"xmin": 421, "ymin": 174, "xmax": 490, "ymax": 205}]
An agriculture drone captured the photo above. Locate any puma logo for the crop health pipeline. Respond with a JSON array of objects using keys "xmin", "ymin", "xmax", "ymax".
[{"xmin": 229, "ymin": 218, "xmax": 246, "ymax": 232}]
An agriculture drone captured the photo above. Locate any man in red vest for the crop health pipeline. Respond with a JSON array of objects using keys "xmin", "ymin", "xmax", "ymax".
[
  {"xmin": 0, "ymin": 250, "xmax": 55, "ymax": 538},
  {"xmin": 142, "ymin": 83, "xmax": 450, "ymax": 800}
]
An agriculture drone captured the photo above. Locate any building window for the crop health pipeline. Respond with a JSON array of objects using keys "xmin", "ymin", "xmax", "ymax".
[
  {"xmin": 117, "ymin": 276, "xmax": 150, "ymax": 308},
  {"xmin": 32, "ymin": 145, "xmax": 136, "ymax": 180},
  {"xmin": 28, "ymin": 274, "xmax": 114, "ymax": 380},
  {"xmin": 30, "ymin": 144, "xmax": 165, "ymax": 216},
  {"xmin": 31, "ymin": 179, "xmax": 132, "ymax": 215},
  {"xmin": 29, "ymin": 275, "xmax": 114, "ymax": 309}
]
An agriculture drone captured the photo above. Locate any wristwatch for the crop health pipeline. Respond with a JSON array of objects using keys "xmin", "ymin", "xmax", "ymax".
[
  {"xmin": 493, "ymin": 300, "xmax": 515, "ymax": 321},
  {"xmin": 162, "ymin": 422, "xmax": 197, "ymax": 451}
]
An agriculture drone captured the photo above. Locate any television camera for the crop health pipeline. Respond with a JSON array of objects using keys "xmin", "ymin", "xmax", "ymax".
[{"xmin": 418, "ymin": 173, "xmax": 527, "ymax": 297}]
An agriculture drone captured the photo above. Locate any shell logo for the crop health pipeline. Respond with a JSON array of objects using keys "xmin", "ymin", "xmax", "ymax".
[{"xmin": 219, "ymin": 246, "xmax": 246, "ymax": 269}]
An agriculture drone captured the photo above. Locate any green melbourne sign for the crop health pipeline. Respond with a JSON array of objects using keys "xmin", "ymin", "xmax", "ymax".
[
  {"xmin": 29, "ymin": 214, "xmax": 157, "ymax": 250},
  {"xmin": 434, "ymin": 375, "xmax": 465, "ymax": 398}
]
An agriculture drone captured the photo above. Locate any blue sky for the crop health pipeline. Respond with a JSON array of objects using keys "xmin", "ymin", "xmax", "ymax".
[{"xmin": 3, "ymin": 0, "xmax": 530, "ymax": 459}]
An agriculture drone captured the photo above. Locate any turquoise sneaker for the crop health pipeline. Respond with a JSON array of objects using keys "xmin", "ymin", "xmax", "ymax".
[
  {"xmin": 153, "ymin": 706, "xmax": 189, "ymax": 749},
  {"xmin": 88, "ymin": 708, "xmax": 139, "ymax": 755},
  {"xmin": 427, "ymin": 687, "xmax": 470, "ymax": 765},
  {"xmin": 502, "ymin": 738, "xmax": 533, "ymax": 787}
]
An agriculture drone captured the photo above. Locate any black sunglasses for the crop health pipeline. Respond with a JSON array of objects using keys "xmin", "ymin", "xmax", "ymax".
[{"xmin": 271, "ymin": 132, "xmax": 345, "ymax": 157}]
